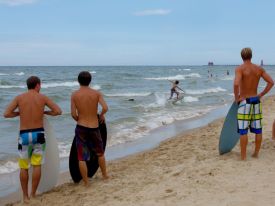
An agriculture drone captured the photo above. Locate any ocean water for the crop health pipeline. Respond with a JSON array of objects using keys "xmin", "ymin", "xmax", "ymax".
[{"xmin": 0, "ymin": 65, "xmax": 275, "ymax": 195}]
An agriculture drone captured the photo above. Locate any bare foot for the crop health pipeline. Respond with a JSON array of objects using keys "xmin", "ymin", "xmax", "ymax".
[
  {"xmin": 22, "ymin": 196, "xmax": 30, "ymax": 204},
  {"xmin": 81, "ymin": 180, "xmax": 90, "ymax": 187},
  {"xmin": 102, "ymin": 174, "xmax": 110, "ymax": 180}
]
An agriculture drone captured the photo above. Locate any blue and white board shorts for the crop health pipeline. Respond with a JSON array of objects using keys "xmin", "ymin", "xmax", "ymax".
[
  {"xmin": 237, "ymin": 96, "xmax": 262, "ymax": 135},
  {"xmin": 18, "ymin": 128, "xmax": 46, "ymax": 169}
]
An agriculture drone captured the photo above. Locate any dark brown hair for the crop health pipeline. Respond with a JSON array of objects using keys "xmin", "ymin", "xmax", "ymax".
[
  {"xmin": 78, "ymin": 71, "xmax": 92, "ymax": 86},
  {"xmin": 26, "ymin": 76, "xmax": 41, "ymax": 89}
]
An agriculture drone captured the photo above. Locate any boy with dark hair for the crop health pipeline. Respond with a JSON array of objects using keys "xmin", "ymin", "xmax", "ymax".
[
  {"xmin": 169, "ymin": 80, "xmax": 180, "ymax": 99},
  {"xmin": 71, "ymin": 71, "xmax": 109, "ymax": 186}
]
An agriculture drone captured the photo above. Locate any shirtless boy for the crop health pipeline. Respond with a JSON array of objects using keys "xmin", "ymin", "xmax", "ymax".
[
  {"xmin": 169, "ymin": 80, "xmax": 180, "ymax": 99},
  {"xmin": 71, "ymin": 71, "xmax": 109, "ymax": 186},
  {"xmin": 3, "ymin": 76, "xmax": 62, "ymax": 202},
  {"xmin": 234, "ymin": 48, "xmax": 274, "ymax": 160}
]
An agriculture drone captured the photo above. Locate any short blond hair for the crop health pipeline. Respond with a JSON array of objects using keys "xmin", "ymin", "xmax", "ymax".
[{"xmin": 241, "ymin": 48, "xmax": 252, "ymax": 60}]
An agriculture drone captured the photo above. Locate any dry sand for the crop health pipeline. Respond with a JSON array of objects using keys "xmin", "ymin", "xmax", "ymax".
[{"xmin": 9, "ymin": 96, "xmax": 275, "ymax": 206}]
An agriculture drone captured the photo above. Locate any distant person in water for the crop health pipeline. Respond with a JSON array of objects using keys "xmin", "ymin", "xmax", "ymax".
[
  {"xmin": 71, "ymin": 71, "xmax": 109, "ymax": 186},
  {"xmin": 234, "ymin": 48, "xmax": 274, "ymax": 160},
  {"xmin": 3, "ymin": 76, "xmax": 62, "ymax": 203},
  {"xmin": 169, "ymin": 80, "xmax": 180, "ymax": 99},
  {"xmin": 227, "ymin": 70, "xmax": 229, "ymax": 75}
]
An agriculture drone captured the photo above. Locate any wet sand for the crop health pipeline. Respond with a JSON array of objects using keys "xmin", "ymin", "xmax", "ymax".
[{"xmin": 8, "ymin": 96, "xmax": 275, "ymax": 206}]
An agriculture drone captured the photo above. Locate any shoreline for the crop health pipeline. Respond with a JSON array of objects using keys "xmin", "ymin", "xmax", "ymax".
[
  {"xmin": 3, "ymin": 96, "xmax": 275, "ymax": 205},
  {"xmin": 0, "ymin": 104, "xmax": 229, "ymax": 204}
]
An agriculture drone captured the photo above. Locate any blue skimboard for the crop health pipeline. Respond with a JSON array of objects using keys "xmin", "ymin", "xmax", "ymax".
[{"xmin": 219, "ymin": 102, "xmax": 240, "ymax": 155}]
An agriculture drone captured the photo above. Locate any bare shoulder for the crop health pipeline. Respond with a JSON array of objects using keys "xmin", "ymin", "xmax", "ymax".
[
  {"xmin": 253, "ymin": 63, "xmax": 265, "ymax": 74},
  {"xmin": 90, "ymin": 88, "xmax": 101, "ymax": 96},
  {"xmin": 17, "ymin": 92, "xmax": 29, "ymax": 101},
  {"xmin": 38, "ymin": 93, "xmax": 51, "ymax": 103},
  {"xmin": 235, "ymin": 65, "xmax": 243, "ymax": 72}
]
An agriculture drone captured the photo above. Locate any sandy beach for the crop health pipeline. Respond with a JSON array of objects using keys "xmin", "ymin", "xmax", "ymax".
[{"xmin": 6, "ymin": 96, "xmax": 275, "ymax": 206}]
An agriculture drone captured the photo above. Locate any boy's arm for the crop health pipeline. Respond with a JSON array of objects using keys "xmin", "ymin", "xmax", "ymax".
[
  {"xmin": 70, "ymin": 94, "xmax": 78, "ymax": 121},
  {"xmin": 98, "ymin": 92, "xmax": 108, "ymax": 123},
  {"xmin": 259, "ymin": 68, "xmax": 274, "ymax": 98},
  {"xmin": 3, "ymin": 97, "xmax": 19, "ymax": 118},
  {"xmin": 234, "ymin": 67, "xmax": 242, "ymax": 102},
  {"xmin": 176, "ymin": 86, "xmax": 184, "ymax": 92},
  {"xmin": 44, "ymin": 95, "xmax": 62, "ymax": 116}
]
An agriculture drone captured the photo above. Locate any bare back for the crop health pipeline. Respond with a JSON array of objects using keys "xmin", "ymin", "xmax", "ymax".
[
  {"xmin": 236, "ymin": 63, "xmax": 263, "ymax": 98},
  {"xmin": 18, "ymin": 91, "xmax": 47, "ymax": 130},
  {"xmin": 71, "ymin": 87, "xmax": 100, "ymax": 128}
]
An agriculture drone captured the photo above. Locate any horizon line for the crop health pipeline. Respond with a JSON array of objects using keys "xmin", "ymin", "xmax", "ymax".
[{"xmin": 0, "ymin": 64, "xmax": 274, "ymax": 67}]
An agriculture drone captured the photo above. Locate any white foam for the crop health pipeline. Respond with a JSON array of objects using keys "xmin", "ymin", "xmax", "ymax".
[
  {"xmin": 0, "ymin": 82, "xmax": 101, "ymax": 90},
  {"xmin": 144, "ymin": 93, "xmax": 166, "ymax": 109},
  {"xmin": 220, "ymin": 75, "xmax": 234, "ymax": 81},
  {"xmin": 14, "ymin": 72, "xmax": 25, "ymax": 76},
  {"xmin": 0, "ymin": 73, "xmax": 8, "ymax": 76},
  {"xmin": 0, "ymin": 85, "xmax": 25, "ymax": 89},
  {"xmin": 183, "ymin": 69, "xmax": 191, "ymax": 71},
  {"xmin": 185, "ymin": 73, "xmax": 201, "ymax": 78},
  {"xmin": 92, "ymin": 84, "xmax": 101, "ymax": 90},
  {"xmin": 89, "ymin": 71, "xmax": 97, "ymax": 74},
  {"xmin": 105, "ymin": 92, "xmax": 152, "ymax": 97},
  {"xmin": 145, "ymin": 73, "xmax": 201, "ymax": 80},
  {"xmin": 108, "ymin": 106, "xmax": 215, "ymax": 147},
  {"xmin": 184, "ymin": 96, "xmax": 199, "ymax": 102},
  {"xmin": 186, "ymin": 87, "xmax": 226, "ymax": 95},
  {"xmin": 0, "ymin": 161, "xmax": 18, "ymax": 174},
  {"xmin": 42, "ymin": 81, "xmax": 79, "ymax": 88}
]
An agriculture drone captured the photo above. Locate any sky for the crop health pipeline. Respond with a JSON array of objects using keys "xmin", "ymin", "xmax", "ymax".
[{"xmin": 0, "ymin": 0, "xmax": 275, "ymax": 66}]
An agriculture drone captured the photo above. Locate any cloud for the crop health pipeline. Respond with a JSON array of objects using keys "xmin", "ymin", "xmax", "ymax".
[
  {"xmin": 133, "ymin": 9, "xmax": 171, "ymax": 16},
  {"xmin": 0, "ymin": 0, "xmax": 37, "ymax": 6}
]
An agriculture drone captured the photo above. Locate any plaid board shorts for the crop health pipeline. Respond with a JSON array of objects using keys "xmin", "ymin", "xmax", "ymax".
[{"xmin": 237, "ymin": 96, "xmax": 262, "ymax": 135}]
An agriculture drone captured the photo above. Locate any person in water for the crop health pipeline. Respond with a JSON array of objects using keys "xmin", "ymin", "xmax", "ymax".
[
  {"xmin": 169, "ymin": 80, "xmax": 180, "ymax": 99},
  {"xmin": 234, "ymin": 48, "xmax": 274, "ymax": 160},
  {"xmin": 71, "ymin": 71, "xmax": 109, "ymax": 186},
  {"xmin": 3, "ymin": 76, "xmax": 62, "ymax": 203}
]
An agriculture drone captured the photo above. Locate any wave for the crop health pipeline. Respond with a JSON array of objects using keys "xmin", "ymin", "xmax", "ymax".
[
  {"xmin": 108, "ymin": 106, "xmax": 216, "ymax": 147},
  {"xmin": 144, "ymin": 73, "xmax": 201, "ymax": 80},
  {"xmin": 89, "ymin": 71, "xmax": 97, "ymax": 74},
  {"xmin": 14, "ymin": 72, "xmax": 25, "ymax": 76},
  {"xmin": 186, "ymin": 87, "xmax": 227, "ymax": 95},
  {"xmin": 0, "ymin": 85, "xmax": 25, "ymax": 89},
  {"xmin": 105, "ymin": 92, "xmax": 152, "ymax": 97},
  {"xmin": 0, "ymin": 73, "xmax": 8, "ymax": 76},
  {"xmin": 184, "ymin": 96, "xmax": 199, "ymax": 102},
  {"xmin": 0, "ymin": 81, "xmax": 101, "ymax": 90},
  {"xmin": 183, "ymin": 69, "xmax": 191, "ymax": 71},
  {"xmin": 0, "ymin": 161, "xmax": 18, "ymax": 174},
  {"xmin": 92, "ymin": 84, "xmax": 101, "ymax": 90},
  {"xmin": 220, "ymin": 75, "xmax": 234, "ymax": 81},
  {"xmin": 42, "ymin": 81, "xmax": 79, "ymax": 88}
]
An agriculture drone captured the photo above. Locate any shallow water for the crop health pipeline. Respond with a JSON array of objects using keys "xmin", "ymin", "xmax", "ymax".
[{"xmin": 0, "ymin": 65, "xmax": 275, "ymax": 181}]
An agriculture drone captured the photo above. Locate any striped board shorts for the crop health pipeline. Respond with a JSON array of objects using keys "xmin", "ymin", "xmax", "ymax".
[{"xmin": 237, "ymin": 96, "xmax": 262, "ymax": 135}]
